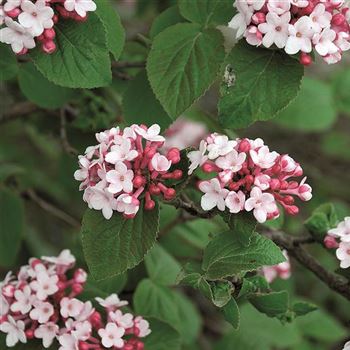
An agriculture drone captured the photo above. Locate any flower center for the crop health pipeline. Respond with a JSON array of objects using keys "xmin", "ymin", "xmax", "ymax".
[
  {"xmin": 296, "ymin": 32, "xmax": 302, "ymax": 38},
  {"xmin": 276, "ymin": 26, "xmax": 282, "ymax": 32}
]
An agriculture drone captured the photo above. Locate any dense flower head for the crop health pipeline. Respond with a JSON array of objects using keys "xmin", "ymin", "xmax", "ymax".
[
  {"xmin": 75, "ymin": 124, "xmax": 183, "ymax": 219},
  {"xmin": 261, "ymin": 250, "xmax": 291, "ymax": 282},
  {"xmin": 0, "ymin": 250, "xmax": 151, "ymax": 349},
  {"xmin": 188, "ymin": 134, "xmax": 312, "ymax": 223},
  {"xmin": 324, "ymin": 216, "xmax": 350, "ymax": 268},
  {"xmin": 0, "ymin": 0, "xmax": 96, "ymax": 55},
  {"xmin": 229, "ymin": 0, "xmax": 350, "ymax": 65}
]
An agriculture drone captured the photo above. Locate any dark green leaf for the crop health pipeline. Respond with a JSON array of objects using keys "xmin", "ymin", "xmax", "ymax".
[
  {"xmin": 31, "ymin": 13, "xmax": 111, "ymax": 88},
  {"xmin": 0, "ymin": 188, "xmax": 24, "ymax": 266},
  {"xmin": 202, "ymin": 231, "xmax": 285, "ymax": 280},
  {"xmin": 238, "ymin": 275, "xmax": 270, "ymax": 298},
  {"xmin": 222, "ymin": 298, "xmax": 240, "ymax": 329},
  {"xmin": 81, "ymin": 203, "xmax": 159, "ymax": 280},
  {"xmin": 0, "ymin": 163, "xmax": 24, "ymax": 182},
  {"xmin": 147, "ymin": 23, "xmax": 225, "ymax": 119},
  {"xmin": 0, "ymin": 43, "xmax": 18, "ymax": 81},
  {"xmin": 18, "ymin": 62, "xmax": 76, "ymax": 109},
  {"xmin": 123, "ymin": 70, "xmax": 172, "ymax": 129},
  {"xmin": 219, "ymin": 41, "xmax": 304, "ymax": 129},
  {"xmin": 211, "ymin": 280, "xmax": 233, "ymax": 307},
  {"xmin": 332, "ymin": 68, "xmax": 350, "ymax": 116},
  {"xmin": 292, "ymin": 302, "xmax": 317, "ymax": 317},
  {"xmin": 248, "ymin": 291, "xmax": 289, "ymax": 318}
]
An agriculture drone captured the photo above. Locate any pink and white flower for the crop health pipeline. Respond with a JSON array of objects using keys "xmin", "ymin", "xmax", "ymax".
[
  {"xmin": 63, "ymin": 0, "xmax": 96, "ymax": 18},
  {"xmin": 250, "ymin": 146, "xmax": 279, "ymax": 169},
  {"xmin": 34, "ymin": 323, "xmax": 59, "ymax": 348},
  {"xmin": 199, "ymin": 178, "xmax": 229, "ymax": 211},
  {"xmin": 60, "ymin": 297, "xmax": 84, "ymax": 318},
  {"xmin": 336, "ymin": 241, "xmax": 350, "ymax": 268},
  {"xmin": 106, "ymin": 162, "xmax": 134, "ymax": 194},
  {"xmin": 188, "ymin": 140, "xmax": 208, "ymax": 175},
  {"xmin": 30, "ymin": 271, "xmax": 58, "ymax": 300},
  {"xmin": 98, "ymin": 323, "xmax": 125, "ymax": 348},
  {"xmin": 95, "ymin": 293, "xmax": 128, "ymax": 310},
  {"xmin": 30, "ymin": 300, "xmax": 54, "ymax": 323},
  {"xmin": 215, "ymin": 149, "xmax": 247, "ymax": 173},
  {"xmin": 225, "ymin": 190, "xmax": 245, "ymax": 213},
  {"xmin": 0, "ymin": 316, "xmax": 26, "ymax": 347},
  {"xmin": 207, "ymin": 135, "xmax": 236, "ymax": 159},
  {"xmin": 10, "ymin": 285, "xmax": 33, "ymax": 314},
  {"xmin": 151, "ymin": 153, "xmax": 172, "ymax": 172}
]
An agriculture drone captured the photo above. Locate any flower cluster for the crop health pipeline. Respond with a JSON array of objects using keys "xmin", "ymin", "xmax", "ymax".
[
  {"xmin": 188, "ymin": 135, "xmax": 312, "ymax": 223},
  {"xmin": 74, "ymin": 124, "xmax": 183, "ymax": 219},
  {"xmin": 324, "ymin": 216, "xmax": 350, "ymax": 269},
  {"xmin": 0, "ymin": 250, "xmax": 151, "ymax": 349},
  {"xmin": 261, "ymin": 250, "xmax": 291, "ymax": 283},
  {"xmin": 228, "ymin": 0, "xmax": 350, "ymax": 65},
  {"xmin": 0, "ymin": 0, "xmax": 96, "ymax": 55}
]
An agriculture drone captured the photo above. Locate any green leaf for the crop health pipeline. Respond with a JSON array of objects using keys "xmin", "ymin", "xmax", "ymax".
[
  {"xmin": 145, "ymin": 243, "xmax": 181, "ymax": 286},
  {"xmin": 134, "ymin": 279, "xmax": 201, "ymax": 344},
  {"xmin": 18, "ymin": 62, "xmax": 77, "ymax": 109},
  {"xmin": 275, "ymin": 77, "xmax": 336, "ymax": 131},
  {"xmin": 222, "ymin": 298, "xmax": 240, "ymax": 329},
  {"xmin": 150, "ymin": 5, "xmax": 185, "ymax": 39},
  {"xmin": 0, "ymin": 188, "xmax": 24, "ymax": 266},
  {"xmin": 219, "ymin": 41, "xmax": 304, "ymax": 129},
  {"xmin": 0, "ymin": 43, "xmax": 18, "ymax": 81},
  {"xmin": 221, "ymin": 211, "xmax": 257, "ymax": 246},
  {"xmin": 304, "ymin": 203, "xmax": 338, "ymax": 242},
  {"xmin": 178, "ymin": 0, "xmax": 234, "ymax": 26},
  {"xmin": 238, "ymin": 275, "xmax": 270, "ymax": 299},
  {"xmin": 81, "ymin": 203, "xmax": 159, "ymax": 280},
  {"xmin": 248, "ymin": 291, "xmax": 289, "ymax": 318},
  {"xmin": 211, "ymin": 280, "xmax": 234, "ymax": 307},
  {"xmin": 123, "ymin": 71, "xmax": 172, "ymax": 129},
  {"xmin": 202, "ymin": 231, "xmax": 285, "ymax": 280},
  {"xmin": 147, "ymin": 23, "xmax": 225, "ymax": 119},
  {"xmin": 95, "ymin": 0, "xmax": 125, "ymax": 60},
  {"xmin": 144, "ymin": 318, "xmax": 181, "ymax": 350},
  {"xmin": 332, "ymin": 68, "xmax": 350, "ymax": 115},
  {"xmin": 30, "ymin": 13, "xmax": 111, "ymax": 88},
  {"xmin": 292, "ymin": 302, "xmax": 317, "ymax": 317},
  {"xmin": 0, "ymin": 163, "xmax": 24, "ymax": 182}
]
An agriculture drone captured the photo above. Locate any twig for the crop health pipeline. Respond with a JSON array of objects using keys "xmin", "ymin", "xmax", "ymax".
[
  {"xmin": 24, "ymin": 189, "xmax": 80, "ymax": 229},
  {"xmin": 60, "ymin": 108, "xmax": 78, "ymax": 156},
  {"xmin": 170, "ymin": 197, "xmax": 216, "ymax": 219},
  {"xmin": 266, "ymin": 230, "xmax": 350, "ymax": 301},
  {"xmin": 0, "ymin": 101, "xmax": 38, "ymax": 124}
]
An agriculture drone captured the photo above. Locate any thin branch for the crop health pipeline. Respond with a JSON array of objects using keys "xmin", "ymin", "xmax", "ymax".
[
  {"xmin": 0, "ymin": 101, "xmax": 38, "ymax": 124},
  {"xmin": 60, "ymin": 108, "xmax": 78, "ymax": 156},
  {"xmin": 24, "ymin": 189, "xmax": 80, "ymax": 229},
  {"xmin": 170, "ymin": 196, "xmax": 216, "ymax": 219},
  {"xmin": 266, "ymin": 230, "xmax": 350, "ymax": 301}
]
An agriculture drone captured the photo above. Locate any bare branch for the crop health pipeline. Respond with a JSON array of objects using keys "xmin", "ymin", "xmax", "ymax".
[
  {"xmin": 60, "ymin": 108, "xmax": 78, "ymax": 156},
  {"xmin": 0, "ymin": 101, "xmax": 38, "ymax": 124}
]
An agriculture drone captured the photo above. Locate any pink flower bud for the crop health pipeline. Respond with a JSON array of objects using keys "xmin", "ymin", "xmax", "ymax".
[
  {"xmin": 324, "ymin": 235, "xmax": 339, "ymax": 249},
  {"xmin": 238, "ymin": 139, "xmax": 251, "ymax": 152},
  {"xmin": 42, "ymin": 40, "xmax": 56, "ymax": 54},
  {"xmin": 74, "ymin": 268, "xmax": 87, "ymax": 284},
  {"xmin": 79, "ymin": 342, "xmax": 90, "ymax": 350},
  {"xmin": 133, "ymin": 175, "xmax": 146, "ymax": 188},
  {"xmin": 285, "ymin": 205, "xmax": 299, "ymax": 215},
  {"xmin": 5, "ymin": 8, "xmax": 21, "ymax": 17},
  {"xmin": 166, "ymin": 148, "xmax": 181, "ymax": 164},
  {"xmin": 44, "ymin": 28, "xmax": 56, "ymax": 40},
  {"xmin": 2, "ymin": 284, "xmax": 15, "ymax": 298},
  {"xmin": 149, "ymin": 184, "xmax": 161, "ymax": 196},
  {"xmin": 25, "ymin": 329, "xmax": 35, "ymax": 339},
  {"xmin": 332, "ymin": 13, "xmax": 346, "ymax": 26},
  {"xmin": 300, "ymin": 53, "xmax": 312, "ymax": 66},
  {"xmin": 252, "ymin": 12, "xmax": 266, "ymax": 24}
]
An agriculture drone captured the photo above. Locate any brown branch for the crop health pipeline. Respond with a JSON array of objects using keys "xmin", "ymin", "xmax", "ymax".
[
  {"xmin": 60, "ymin": 108, "xmax": 78, "ymax": 156},
  {"xmin": 266, "ymin": 230, "xmax": 350, "ymax": 301},
  {"xmin": 24, "ymin": 189, "xmax": 80, "ymax": 229},
  {"xmin": 0, "ymin": 101, "xmax": 38, "ymax": 124},
  {"xmin": 169, "ymin": 196, "xmax": 216, "ymax": 219}
]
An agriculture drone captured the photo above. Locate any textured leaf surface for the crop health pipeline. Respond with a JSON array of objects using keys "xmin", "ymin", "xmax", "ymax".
[
  {"xmin": 219, "ymin": 41, "xmax": 304, "ymax": 129},
  {"xmin": 31, "ymin": 13, "xmax": 111, "ymax": 88},
  {"xmin": 248, "ymin": 291, "xmax": 289, "ymax": 317},
  {"xmin": 202, "ymin": 231, "xmax": 285, "ymax": 280},
  {"xmin": 147, "ymin": 23, "xmax": 225, "ymax": 118},
  {"xmin": 0, "ymin": 188, "xmax": 24, "ymax": 266},
  {"xmin": 18, "ymin": 62, "xmax": 76, "ymax": 109},
  {"xmin": 222, "ymin": 298, "xmax": 240, "ymax": 329},
  {"xmin": 81, "ymin": 203, "xmax": 159, "ymax": 279}
]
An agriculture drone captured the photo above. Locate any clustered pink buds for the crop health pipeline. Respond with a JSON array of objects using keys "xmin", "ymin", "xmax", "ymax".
[
  {"xmin": 261, "ymin": 250, "xmax": 291, "ymax": 283},
  {"xmin": 229, "ymin": 0, "xmax": 350, "ymax": 65},
  {"xmin": 74, "ymin": 124, "xmax": 183, "ymax": 219},
  {"xmin": 0, "ymin": 250, "xmax": 151, "ymax": 349},
  {"xmin": 188, "ymin": 135, "xmax": 312, "ymax": 223},
  {"xmin": 0, "ymin": 0, "xmax": 97, "ymax": 55},
  {"xmin": 324, "ymin": 217, "xmax": 350, "ymax": 269}
]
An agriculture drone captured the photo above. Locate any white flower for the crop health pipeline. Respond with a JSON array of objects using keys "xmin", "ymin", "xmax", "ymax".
[
  {"xmin": 64, "ymin": 0, "xmax": 96, "ymax": 18},
  {"xmin": 313, "ymin": 28, "xmax": 338, "ymax": 56},
  {"xmin": 58, "ymin": 333, "xmax": 78, "ymax": 350},
  {"xmin": 110, "ymin": 309, "xmax": 134, "ymax": 328},
  {"xmin": 72, "ymin": 321, "xmax": 91, "ymax": 341},
  {"xmin": 95, "ymin": 294, "xmax": 128, "ymax": 310},
  {"xmin": 254, "ymin": 174, "xmax": 271, "ymax": 191},
  {"xmin": 87, "ymin": 181, "xmax": 118, "ymax": 220},
  {"xmin": 18, "ymin": 0, "xmax": 54, "ymax": 36},
  {"xmin": 188, "ymin": 140, "xmax": 208, "ymax": 175},
  {"xmin": 0, "ymin": 316, "xmax": 26, "ymax": 347},
  {"xmin": 134, "ymin": 316, "xmax": 151, "ymax": 338},
  {"xmin": 10, "ymin": 285, "xmax": 34, "ymax": 314},
  {"xmin": 245, "ymin": 25, "xmax": 262, "ymax": 46},
  {"xmin": 74, "ymin": 156, "xmax": 90, "ymax": 188},
  {"xmin": 134, "ymin": 124, "xmax": 165, "ymax": 142},
  {"xmin": 245, "ymin": 187, "xmax": 278, "ymax": 223},
  {"xmin": 30, "ymin": 271, "xmax": 58, "ymax": 300},
  {"xmin": 336, "ymin": 241, "xmax": 350, "ymax": 269},
  {"xmin": 207, "ymin": 135, "xmax": 236, "ymax": 159},
  {"xmin": 225, "ymin": 190, "xmax": 245, "ymax": 213},
  {"xmin": 75, "ymin": 301, "xmax": 95, "ymax": 322},
  {"xmin": 34, "ymin": 323, "xmax": 59, "ymax": 348},
  {"xmin": 0, "ymin": 295, "xmax": 9, "ymax": 316},
  {"xmin": 267, "ymin": 0, "xmax": 291, "ymax": 15},
  {"xmin": 42, "ymin": 249, "xmax": 76, "ymax": 266},
  {"xmin": 105, "ymin": 139, "xmax": 138, "ymax": 164},
  {"xmin": 309, "ymin": 4, "xmax": 332, "ymax": 33},
  {"xmin": 250, "ymin": 146, "xmax": 279, "ymax": 168},
  {"xmin": 30, "ymin": 300, "xmax": 54, "ymax": 323},
  {"xmin": 335, "ymin": 32, "xmax": 350, "ymax": 52},
  {"xmin": 328, "ymin": 217, "xmax": 350, "ymax": 243},
  {"xmin": 199, "ymin": 178, "xmax": 229, "ymax": 211},
  {"xmin": 0, "ymin": 4, "xmax": 5, "ymax": 26},
  {"xmin": 258, "ymin": 12, "xmax": 291, "ymax": 48},
  {"xmin": 215, "ymin": 149, "xmax": 246, "ymax": 173},
  {"xmin": 290, "ymin": 0, "xmax": 309, "ymax": 7},
  {"xmin": 285, "ymin": 16, "xmax": 314, "ymax": 55},
  {"xmin": 60, "ymin": 297, "xmax": 84, "ymax": 318},
  {"xmin": 3, "ymin": 0, "xmax": 21, "ymax": 12},
  {"xmin": 0, "ymin": 18, "xmax": 36, "ymax": 53},
  {"xmin": 98, "ymin": 323, "xmax": 125, "ymax": 348},
  {"xmin": 116, "ymin": 194, "xmax": 139, "ymax": 216},
  {"xmin": 280, "ymin": 155, "xmax": 297, "ymax": 173},
  {"xmin": 151, "ymin": 153, "xmax": 172, "ymax": 172},
  {"xmin": 343, "ymin": 341, "xmax": 350, "ymax": 350},
  {"xmin": 106, "ymin": 162, "xmax": 134, "ymax": 194}
]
